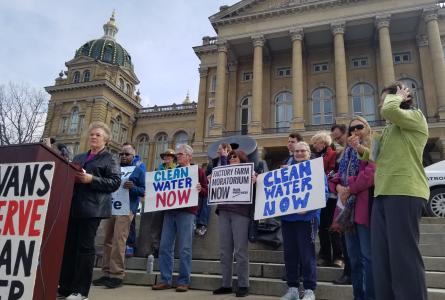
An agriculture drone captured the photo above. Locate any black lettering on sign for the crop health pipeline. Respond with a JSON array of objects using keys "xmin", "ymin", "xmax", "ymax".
[
  {"xmin": 14, "ymin": 240, "xmax": 34, "ymax": 277},
  {"xmin": 211, "ymin": 186, "xmax": 230, "ymax": 200},
  {"xmin": 20, "ymin": 165, "xmax": 39, "ymax": 197},
  {"xmin": 37, "ymin": 164, "xmax": 53, "ymax": 197},
  {"xmin": 2, "ymin": 166, "xmax": 19, "ymax": 198},
  {"xmin": 8, "ymin": 280, "xmax": 24, "ymax": 300},
  {"xmin": 0, "ymin": 166, "xmax": 12, "ymax": 196},
  {"xmin": 0, "ymin": 239, "xmax": 12, "ymax": 275},
  {"xmin": 113, "ymin": 201, "xmax": 122, "ymax": 210}
]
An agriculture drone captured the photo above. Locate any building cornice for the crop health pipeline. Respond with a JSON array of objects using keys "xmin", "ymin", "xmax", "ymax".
[
  {"xmin": 45, "ymin": 79, "xmax": 142, "ymax": 110},
  {"xmin": 210, "ymin": 0, "xmax": 370, "ymax": 29},
  {"xmin": 137, "ymin": 103, "xmax": 198, "ymax": 119}
]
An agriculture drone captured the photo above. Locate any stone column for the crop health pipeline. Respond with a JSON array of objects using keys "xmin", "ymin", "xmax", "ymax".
[
  {"xmin": 250, "ymin": 35, "xmax": 265, "ymax": 134},
  {"xmin": 290, "ymin": 28, "xmax": 305, "ymax": 130},
  {"xmin": 43, "ymin": 101, "xmax": 55, "ymax": 138},
  {"xmin": 192, "ymin": 67, "xmax": 208, "ymax": 152},
  {"xmin": 375, "ymin": 15, "xmax": 395, "ymax": 86},
  {"xmin": 331, "ymin": 22, "xmax": 349, "ymax": 123},
  {"xmin": 209, "ymin": 40, "xmax": 228, "ymax": 136},
  {"xmin": 417, "ymin": 34, "xmax": 437, "ymax": 119},
  {"xmin": 226, "ymin": 61, "xmax": 238, "ymax": 132},
  {"xmin": 424, "ymin": 8, "xmax": 445, "ymax": 120}
]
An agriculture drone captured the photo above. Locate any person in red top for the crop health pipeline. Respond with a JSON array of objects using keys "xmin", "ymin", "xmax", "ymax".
[
  {"xmin": 311, "ymin": 131, "xmax": 344, "ymax": 269},
  {"xmin": 152, "ymin": 144, "xmax": 208, "ymax": 292}
]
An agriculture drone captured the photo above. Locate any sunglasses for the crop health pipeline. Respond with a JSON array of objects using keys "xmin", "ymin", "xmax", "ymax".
[
  {"xmin": 349, "ymin": 124, "xmax": 365, "ymax": 132},
  {"xmin": 119, "ymin": 152, "xmax": 133, "ymax": 157},
  {"xmin": 229, "ymin": 155, "xmax": 238, "ymax": 159}
]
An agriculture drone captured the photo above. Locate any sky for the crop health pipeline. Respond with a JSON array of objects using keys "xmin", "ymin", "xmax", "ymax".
[{"xmin": 0, "ymin": 0, "xmax": 239, "ymax": 107}]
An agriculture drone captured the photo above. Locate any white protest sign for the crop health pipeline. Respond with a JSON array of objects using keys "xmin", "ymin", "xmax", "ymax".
[
  {"xmin": 208, "ymin": 163, "xmax": 253, "ymax": 205},
  {"xmin": 254, "ymin": 157, "xmax": 326, "ymax": 220},
  {"xmin": 144, "ymin": 165, "xmax": 199, "ymax": 212},
  {"xmin": 0, "ymin": 162, "xmax": 55, "ymax": 300},
  {"xmin": 111, "ymin": 166, "xmax": 136, "ymax": 215}
]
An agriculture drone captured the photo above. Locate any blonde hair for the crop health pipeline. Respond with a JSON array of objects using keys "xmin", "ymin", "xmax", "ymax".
[
  {"xmin": 88, "ymin": 121, "xmax": 111, "ymax": 142},
  {"xmin": 311, "ymin": 131, "xmax": 332, "ymax": 147},
  {"xmin": 350, "ymin": 116, "xmax": 372, "ymax": 147}
]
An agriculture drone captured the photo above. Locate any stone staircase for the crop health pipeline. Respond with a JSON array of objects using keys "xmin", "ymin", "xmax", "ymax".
[{"xmin": 94, "ymin": 214, "xmax": 445, "ymax": 300}]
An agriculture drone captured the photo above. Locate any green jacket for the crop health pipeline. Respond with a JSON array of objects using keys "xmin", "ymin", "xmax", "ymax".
[{"xmin": 360, "ymin": 94, "xmax": 430, "ymax": 200}]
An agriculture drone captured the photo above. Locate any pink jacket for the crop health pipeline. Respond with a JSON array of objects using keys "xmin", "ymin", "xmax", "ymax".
[{"xmin": 329, "ymin": 161, "xmax": 376, "ymax": 227}]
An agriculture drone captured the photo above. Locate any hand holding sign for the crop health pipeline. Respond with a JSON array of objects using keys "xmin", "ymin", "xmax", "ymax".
[{"xmin": 123, "ymin": 180, "xmax": 134, "ymax": 189}]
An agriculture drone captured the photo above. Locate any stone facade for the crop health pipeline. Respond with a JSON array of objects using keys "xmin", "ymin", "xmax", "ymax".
[{"xmin": 44, "ymin": 1, "xmax": 445, "ymax": 171}]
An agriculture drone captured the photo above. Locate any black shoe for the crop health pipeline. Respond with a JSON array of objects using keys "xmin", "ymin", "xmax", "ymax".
[
  {"xmin": 213, "ymin": 287, "xmax": 232, "ymax": 295},
  {"xmin": 236, "ymin": 287, "xmax": 249, "ymax": 297},
  {"xmin": 103, "ymin": 277, "xmax": 123, "ymax": 289},
  {"xmin": 333, "ymin": 275, "xmax": 351, "ymax": 285},
  {"xmin": 92, "ymin": 276, "xmax": 110, "ymax": 286},
  {"xmin": 152, "ymin": 247, "xmax": 159, "ymax": 259}
]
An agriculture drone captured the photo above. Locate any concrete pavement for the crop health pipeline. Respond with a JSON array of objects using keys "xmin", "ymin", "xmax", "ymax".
[{"xmin": 89, "ymin": 285, "xmax": 280, "ymax": 300}]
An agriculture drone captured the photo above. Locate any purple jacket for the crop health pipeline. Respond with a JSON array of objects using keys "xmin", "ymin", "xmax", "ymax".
[{"xmin": 329, "ymin": 161, "xmax": 375, "ymax": 227}]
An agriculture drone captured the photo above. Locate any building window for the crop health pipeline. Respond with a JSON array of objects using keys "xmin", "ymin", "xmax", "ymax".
[
  {"xmin": 83, "ymin": 70, "xmax": 90, "ymax": 82},
  {"xmin": 69, "ymin": 107, "xmax": 79, "ymax": 134},
  {"xmin": 78, "ymin": 115, "xmax": 85, "ymax": 132},
  {"xmin": 126, "ymin": 84, "xmax": 131, "ymax": 95},
  {"xmin": 60, "ymin": 117, "xmax": 68, "ymax": 134},
  {"xmin": 120, "ymin": 128, "xmax": 127, "ymax": 144},
  {"xmin": 399, "ymin": 78, "xmax": 425, "ymax": 113},
  {"xmin": 240, "ymin": 96, "xmax": 251, "ymax": 135},
  {"xmin": 208, "ymin": 97, "xmax": 215, "ymax": 108},
  {"xmin": 73, "ymin": 71, "xmax": 80, "ymax": 83},
  {"xmin": 351, "ymin": 57, "xmax": 369, "ymax": 69},
  {"xmin": 207, "ymin": 114, "xmax": 214, "ymax": 136},
  {"xmin": 277, "ymin": 67, "xmax": 292, "ymax": 77},
  {"xmin": 154, "ymin": 133, "xmax": 168, "ymax": 168},
  {"xmin": 136, "ymin": 134, "xmax": 149, "ymax": 166},
  {"xmin": 73, "ymin": 143, "xmax": 80, "ymax": 156},
  {"xmin": 275, "ymin": 92, "xmax": 293, "ymax": 128},
  {"xmin": 103, "ymin": 45, "xmax": 113, "ymax": 62},
  {"xmin": 242, "ymin": 72, "xmax": 253, "ymax": 81},
  {"xmin": 174, "ymin": 131, "xmax": 189, "ymax": 148},
  {"xmin": 393, "ymin": 52, "xmax": 411, "ymax": 64},
  {"xmin": 210, "ymin": 75, "xmax": 217, "ymax": 93},
  {"xmin": 351, "ymin": 83, "xmax": 376, "ymax": 121},
  {"xmin": 311, "ymin": 88, "xmax": 334, "ymax": 125},
  {"xmin": 313, "ymin": 62, "xmax": 329, "ymax": 73}
]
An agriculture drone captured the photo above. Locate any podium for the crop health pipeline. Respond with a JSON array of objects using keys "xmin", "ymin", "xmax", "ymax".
[{"xmin": 0, "ymin": 143, "xmax": 77, "ymax": 300}]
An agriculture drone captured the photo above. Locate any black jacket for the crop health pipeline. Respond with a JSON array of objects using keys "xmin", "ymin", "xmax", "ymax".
[{"xmin": 71, "ymin": 149, "xmax": 121, "ymax": 218}]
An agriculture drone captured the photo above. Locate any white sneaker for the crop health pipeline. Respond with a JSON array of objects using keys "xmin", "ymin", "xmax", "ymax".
[
  {"xmin": 66, "ymin": 293, "xmax": 88, "ymax": 300},
  {"xmin": 281, "ymin": 287, "xmax": 299, "ymax": 300},
  {"xmin": 301, "ymin": 289, "xmax": 315, "ymax": 300}
]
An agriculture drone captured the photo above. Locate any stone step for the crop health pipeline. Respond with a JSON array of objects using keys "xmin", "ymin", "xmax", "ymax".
[
  {"xmin": 420, "ymin": 224, "xmax": 445, "ymax": 233},
  {"xmin": 421, "ymin": 217, "xmax": 445, "ymax": 224},
  {"xmin": 425, "ymin": 257, "xmax": 445, "ymax": 272},
  {"xmin": 420, "ymin": 233, "xmax": 445, "ymax": 244},
  {"xmin": 93, "ymin": 269, "xmax": 445, "ymax": 300}
]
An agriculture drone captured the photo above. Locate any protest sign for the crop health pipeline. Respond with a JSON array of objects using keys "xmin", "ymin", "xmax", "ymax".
[
  {"xmin": 208, "ymin": 163, "xmax": 253, "ymax": 205},
  {"xmin": 111, "ymin": 166, "xmax": 136, "ymax": 215},
  {"xmin": 254, "ymin": 157, "xmax": 326, "ymax": 220},
  {"xmin": 144, "ymin": 165, "xmax": 199, "ymax": 212},
  {"xmin": 0, "ymin": 162, "xmax": 55, "ymax": 300}
]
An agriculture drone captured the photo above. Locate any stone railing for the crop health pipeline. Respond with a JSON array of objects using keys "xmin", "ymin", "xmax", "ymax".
[
  {"xmin": 202, "ymin": 36, "xmax": 218, "ymax": 45},
  {"xmin": 139, "ymin": 102, "xmax": 197, "ymax": 114}
]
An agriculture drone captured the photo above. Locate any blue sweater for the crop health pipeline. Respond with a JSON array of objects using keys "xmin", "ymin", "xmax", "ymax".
[
  {"xmin": 280, "ymin": 159, "xmax": 328, "ymax": 223},
  {"xmin": 127, "ymin": 163, "xmax": 146, "ymax": 214}
]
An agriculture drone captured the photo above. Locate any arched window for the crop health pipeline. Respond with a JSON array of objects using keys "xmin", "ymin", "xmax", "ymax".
[
  {"xmin": 174, "ymin": 131, "xmax": 189, "ymax": 148},
  {"xmin": 207, "ymin": 114, "xmax": 214, "ymax": 136},
  {"xmin": 311, "ymin": 88, "xmax": 334, "ymax": 125},
  {"xmin": 136, "ymin": 134, "xmax": 149, "ymax": 165},
  {"xmin": 210, "ymin": 75, "xmax": 217, "ymax": 92},
  {"xmin": 103, "ymin": 45, "xmax": 113, "ymax": 62},
  {"xmin": 240, "ymin": 96, "xmax": 251, "ymax": 135},
  {"xmin": 69, "ymin": 107, "xmax": 79, "ymax": 134},
  {"xmin": 154, "ymin": 133, "xmax": 168, "ymax": 168},
  {"xmin": 73, "ymin": 71, "xmax": 80, "ymax": 83},
  {"xmin": 275, "ymin": 92, "xmax": 293, "ymax": 128},
  {"xmin": 112, "ymin": 117, "xmax": 121, "ymax": 141},
  {"xmin": 119, "ymin": 78, "xmax": 125, "ymax": 90},
  {"xmin": 399, "ymin": 78, "xmax": 425, "ymax": 113},
  {"xmin": 351, "ymin": 83, "xmax": 376, "ymax": 121},
  {"xmin": 126, "ymin": 84, "xmax": 131, "ymax": 95},
  {"xmin": 83, "ymin": 70, "xmax": 90, "ymax": 82}
]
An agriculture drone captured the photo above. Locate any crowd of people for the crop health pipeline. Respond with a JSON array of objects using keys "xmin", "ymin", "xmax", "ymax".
[{"xmin": 56, "ymin": 81, "xmax": 429, "ymax": 300}]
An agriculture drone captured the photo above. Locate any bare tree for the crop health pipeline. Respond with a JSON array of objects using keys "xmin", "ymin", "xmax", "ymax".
[{"xmin": 0, "ymin": 82, "xmax": 48, "ymax": 145}]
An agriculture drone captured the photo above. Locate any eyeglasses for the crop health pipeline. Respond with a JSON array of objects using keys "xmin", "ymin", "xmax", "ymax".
[
  {"xmin": 294, "ymin": 149, "xmax": 308, "ymax": 153},
  {"xmin": 176, "ymin": 152, "xmax": 185, "ymax": 156},
  {"xmin": 119, "ymin": 152, "xmax": 133, "ymax": 157},
  {"xmin": 229, "ymin": 155, "xmax": 238, "ymax": 159},
  {"xmin": 349, "ymin": 124, "xmax": 365, "ymax": 132}
]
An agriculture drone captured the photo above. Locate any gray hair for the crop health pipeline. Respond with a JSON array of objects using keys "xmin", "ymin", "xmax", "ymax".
[
  {"xmin": 177, "ymin": 144, "xmax": 193, "ymax": 156},
  {"xmin": 311, "ymin": 130, "xmax": 332, "ymax": 147},
  {"xmin": 88, "ymin": 121, "xmax": 111, "ymax": 143}
]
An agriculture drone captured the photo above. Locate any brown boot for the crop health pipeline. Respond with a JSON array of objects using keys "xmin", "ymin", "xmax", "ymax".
[
  {"xmin": 175, "ymin": 285, "xmax": 189, "ymax": 292},
  {"xmin": 152, "ymin": 283, "xmax": 172, "ymax": 290}
]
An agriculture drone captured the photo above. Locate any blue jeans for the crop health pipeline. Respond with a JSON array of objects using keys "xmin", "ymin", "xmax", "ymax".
[
  {"xmin": 159, "ymin": 211, "xmax": 195, "ymax": 285},
  {"xmin": 195, "ymin": 198, "xmax": 210, "ymax": 226},
  {"xmin": 345, "ymin": 224, "xmax": 375, "ymax": 300}
]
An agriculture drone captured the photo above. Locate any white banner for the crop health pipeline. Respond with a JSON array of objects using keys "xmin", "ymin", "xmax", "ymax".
[
  {"xmin": 0, "ymin": 162, "xmax": 55, "ymax": 300},
  {"xmin": 254, "ymin": 157, "xmax": 326, "ymax": 220},
  {"xmin": 144, "ymin": 165, "xmax": 199, "ymax": 212},
  {"xmin": 208, "ymin": 163, "xmax": 253, "ymax": 205},
  {"xmin": 111, "ymin": 166, "xmax": 136, "ymax": 216}
]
